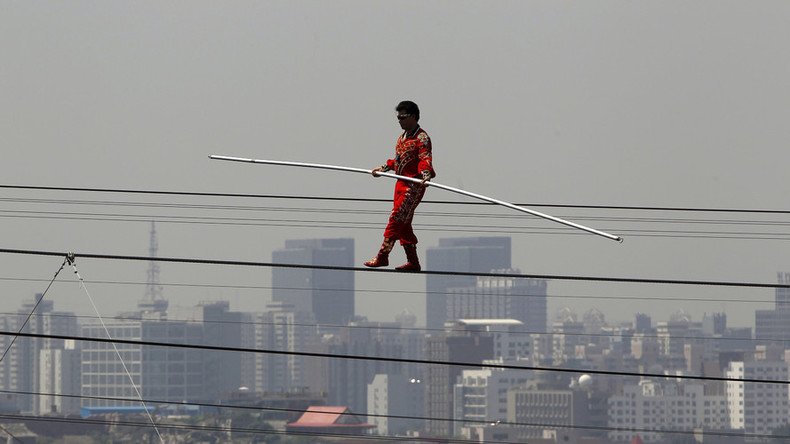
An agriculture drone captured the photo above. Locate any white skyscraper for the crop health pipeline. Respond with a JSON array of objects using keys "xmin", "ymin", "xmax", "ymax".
[{"xmin": 37, "ymin": 340, "xmax": 81, "ymax": 415}]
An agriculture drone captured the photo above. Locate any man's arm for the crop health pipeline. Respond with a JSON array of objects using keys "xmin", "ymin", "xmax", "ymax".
[
  {"xmin": 371, "ymin": 159, "xmax": 395, "ymax": 177},
  {"xmin": 417, "ymin": 132, "xmax": 435, "ymax": 184}
]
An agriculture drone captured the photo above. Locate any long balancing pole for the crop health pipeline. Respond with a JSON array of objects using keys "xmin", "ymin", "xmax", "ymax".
[{"xmin": 209, "ymin": 155, "xmax": 623, "ymax": 243}]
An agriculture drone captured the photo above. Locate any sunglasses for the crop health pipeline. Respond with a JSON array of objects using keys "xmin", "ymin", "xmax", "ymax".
[{"xmin": 397, "ymin": 114, "xmax": 412, "ymax": 121}]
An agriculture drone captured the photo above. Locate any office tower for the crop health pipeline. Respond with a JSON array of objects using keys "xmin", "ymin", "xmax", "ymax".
[
  {"xmin": 508, "ymin": 382, "xmax": 591, "ymax": 440},
  {"xmin": 327, "ymin": 321, "xmax": 408, "ymax": 415},
  {"xmin": 198, "ymin": 301, "xmax": 245, "ymax": 399},
  {"xmin": 37, "ymin": 340, "xmax": 81, "ymax": 415},
  {"xmin": 755, "ymin": 272, "xmax": 790, "ymax": 346},
  {"xmin": 727, "ymin": 359, "xmax": 790, "ymax": 434},
  {"xmin": 0, "ymin": 297, "xmax": 78, "ymax": 413},
  {"xmin": 453, "ymin": 365, "xmax": 529, "ymax": 435},
  {"xmin": 425, "ymin": 320, "xmax": 497, "ymax": 437},
  {"xmin": 81, "ymin": 319, "xmax": 204, "ymax": 406},
  {"xmin": 426, "ymin": 237, "xmax": 511, "ymax": 330},
  {"xmin": 272, "ymin": 238, "xmax": 354, "ymax": 326},
  {"xmin": 634, "ymin": 313, "xmax": 652, "ymax": 334},
  {"xmin": 702, "ymin": 312, "xmax": 727, "ymax": 336},
  {"xmin": 368, "ymin": 373, "xmax": 424, "ymax": 435},
  {"xmin": 608, "ymin": 379, "xmax": 729, "ymax": 442},
  {"xmin": 446, "ymin": 270, "xmax": 547, "ymax": 334},
  {"xmin": 252, "ymin": 302, "xmax": 320, "ymax": 394},
  {"xmin": 551, "ymin": 310, "xmax": 585, "ymax": 366}
]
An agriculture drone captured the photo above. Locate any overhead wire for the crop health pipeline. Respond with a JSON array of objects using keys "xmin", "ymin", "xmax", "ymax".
[
  {"xmin": 0, "ymin": 274, "xmax": 781, "ymax": 306},
  {"xmin": 3, "ymin": 190, "xmax": 788, "ymax": 431},
  {"xmin": 4, "ymin": 190, "xmax": 790, "ymax": 242},
  {"xmin": 6, "ymin": 196, "xmax": 790, "ymax": 228},
  {"xmin": 0, "ymin": 308, "xmax": 776, "ymax": 347},
  {"xmin": 0, "ymin": 201, "xmax": 776, "ymax": 440},
  {"xmin": 2, "ymin": 209, "xmax": 790, "ymax": 241},
  {"xmin": 0, "ymin": 425, "xmax": 21, "ymax": 444},
  {"xmin": 3, "ymin": 275, "xmax": 783, "ymax": 305},
  {"xmin": 1, "ymin": 248, "xmax": 789, "ymax": 289},
  {"xmin": 3, "ymin": 184, "xmax": 790, "ymax": 214},
  {"xmin": 3, "ymin": 330, "xmax": 790, "ymax": 386}
]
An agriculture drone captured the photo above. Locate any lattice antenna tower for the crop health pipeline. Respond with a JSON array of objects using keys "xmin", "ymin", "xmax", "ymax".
[{"xmin": 144, "ymin": 221, "xmax": 163, "ymax": 301}]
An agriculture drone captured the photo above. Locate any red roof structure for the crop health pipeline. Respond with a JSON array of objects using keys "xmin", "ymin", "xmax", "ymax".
[
  {"xmin": 631, "ymin": 436, "xmax": 645, "ymax": 444},
  {"xmin": 286, "ymin": 406, "xmax": 376, "ymax": 436}
]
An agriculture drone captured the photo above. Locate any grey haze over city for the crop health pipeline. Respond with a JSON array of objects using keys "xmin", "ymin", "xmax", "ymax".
[
  {"xmin": 2, "ymin": 1, "xmax": 790, "ymax": 442},
  {"xmin": 2, "ymin": 1, "xmax": 789, "ymax": 326}
]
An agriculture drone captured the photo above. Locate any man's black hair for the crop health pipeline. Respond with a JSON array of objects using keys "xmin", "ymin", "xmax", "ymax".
[{"xmin": 395, "ymin": 101, "xmax": 420, "ymax": 121}]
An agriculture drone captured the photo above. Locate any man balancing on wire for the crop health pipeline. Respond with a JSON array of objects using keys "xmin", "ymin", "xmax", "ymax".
[{"xmin": 364, "ymin": 100, "xmax": 436, "ymax": 271}]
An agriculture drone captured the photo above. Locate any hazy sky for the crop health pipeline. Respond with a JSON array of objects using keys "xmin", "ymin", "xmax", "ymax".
[{"xmin": 2, "ymin": 1, "xmax": 789, "ymax": 328}]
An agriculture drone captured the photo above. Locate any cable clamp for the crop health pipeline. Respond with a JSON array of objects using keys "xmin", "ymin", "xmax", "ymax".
[{"xmin": 66, "ymin": 252, "xmax": 76, "ymax": 265}]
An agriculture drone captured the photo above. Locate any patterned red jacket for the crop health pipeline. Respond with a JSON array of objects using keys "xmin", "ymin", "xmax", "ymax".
[{"xmin": 384, "ymin": 127, "xmax": 436, "ymax": 181}]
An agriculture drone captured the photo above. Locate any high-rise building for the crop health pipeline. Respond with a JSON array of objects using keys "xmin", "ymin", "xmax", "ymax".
[
  {"xmin": 272, "ymin": 238, "xmax": 354, "ymax": 326},
  {"xmin": 634, "ymin": 313, "xmax": 653, "ymax": 334},
  {"xmin": 81, "ymin": 319, "xmax": 205, "ymax": 406},
  {"xmin": 367, "ymin": 373, "xmax": 424, "ymax": 435},
  {"xmin": 198, "ymin": 301, "xmax": 245, "ymax": 399},
  {"xmin": 551, "ymin": 312, "xmax": 585, "ymax": 366},
  {"xmin": 608, "ymin": 379, "xmax": 729, "ymax": 442},
  {"xmin": 37, "ymin": 340, "xmax": 81, "ymax": 415},
  {"xmin": 426, "ymin": 237, "xmax": 511, "ymax": 330},
  {"xmin": 445, "ymin": 270, "xmax": 547, "ymax": 334},
  {"xmin": 508, "ymin": 381, "xmax": 591, "ymax": 440},
  {"xmin": 327, "ymin": 320, "xmax": 411, "ymax": 415},
  {"xmin": 251, "ymin": 302, "xmax": 321, "ymax": 394},
  {"xmin": 726, "ymin": 359, "xmax": 790, "ymax": 435},
  {"xmin": 452, "ymin": 364, "xmax": 530, "ymax": 435},
  {"xmin": 425, "ymin": 320, "xmax": 497, "ymax": 437},
  {"xmin": 0, "ymin": 297, "xmax": 79, "ymax": 413},
  {"xmin": 755, "ymin": 272, "xmax": 790, "ymax": 346},
  {"xmin": 702, "ymin": 312, "xmax": 727, "ymax": 336}
]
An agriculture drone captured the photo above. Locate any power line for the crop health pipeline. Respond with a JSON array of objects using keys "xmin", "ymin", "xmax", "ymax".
[
  {"xmin": 6, "ymin": 196, "xmax": 790, "ymax": 227},
  {"xmin": 3, "ymin": 330, "xmax": 789, "ymax": 386},
  {"xmin": 0, "ymin": 424, "xmax": 21, "ymax": 444},
  {"xmin": 3, "ymin": 210, "xmax": 790, "ymax": 241},
  {"xmin": 3, "ymin": 183, "xmax": 790, "ymax": 214},
  {"xmin": 0, "ymin": 308, "xmax": 776, "ymax": 347},
  {"xmin": 1, "ymin": 248, "xmax": 789, "ymax": 288},
  {"xmin": 6, "ymin": 212, "xmax": 790, "ymax": 241},
  {"xmin": 0, "ymin": 274, "xmax": 780, "ymax": 305},
  {"xmin": 3, "ymin": 388, "xmax": 788, "ymax": 442}
]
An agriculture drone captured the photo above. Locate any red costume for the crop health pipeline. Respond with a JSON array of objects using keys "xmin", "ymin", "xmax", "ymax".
[{"xmin": 380, "ymin": 126, "xmax": 436, "ymax": 245}]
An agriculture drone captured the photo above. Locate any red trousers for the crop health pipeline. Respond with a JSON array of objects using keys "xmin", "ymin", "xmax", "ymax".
[{"xmin": 383, "ymin": 180, "xmax": 426, "ymax": 245}]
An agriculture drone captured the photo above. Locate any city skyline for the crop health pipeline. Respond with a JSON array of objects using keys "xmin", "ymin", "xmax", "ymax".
[
  {"xmin": 1, "ymin": 242, "xmax": 789, "ymax": 442},
  {"xmin": 2, "ymin": 2, "xmax": 790, "ymax": 442}
]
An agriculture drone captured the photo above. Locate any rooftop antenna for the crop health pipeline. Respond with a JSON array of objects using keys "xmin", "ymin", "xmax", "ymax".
[{"xmin": 140, "ymin": 221, "xmax": 168, "ymax": 316}]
